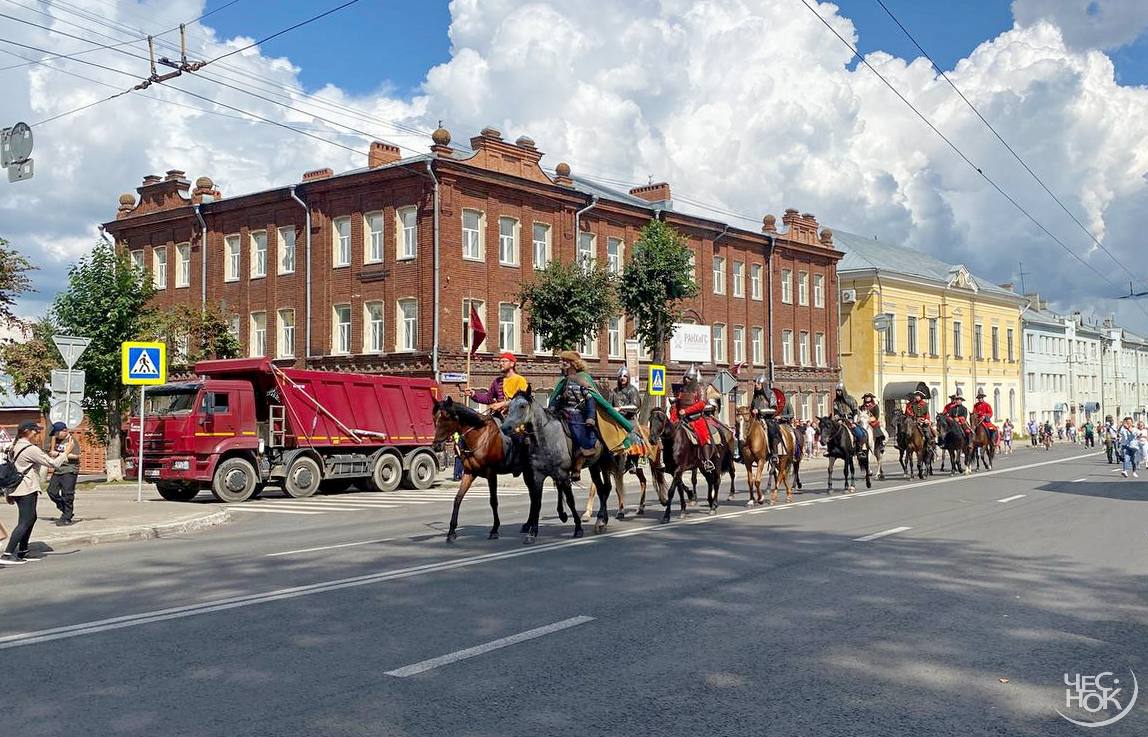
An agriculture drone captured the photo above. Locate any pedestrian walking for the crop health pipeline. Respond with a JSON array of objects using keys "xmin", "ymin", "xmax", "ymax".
[
  {"xmin": 1118, "ymin": 417, "xmax": 1139, "ymax": 478},
  {"xmin": 45, "ymin": 422, "xmax": 81, "ymax": 526},
  {"xmin": 1137, "ymin": 421, "xmax": 1148, "ymax": 471},
  {"xmin": 2, "ymin": 420, "xmax": 66, "ymax": 565},
  {"xmin": 1002, "ymin": 419, "xmax": 1014, "ymax": 454},
  {"xmin": 1083, "ymin": 420, "xmax": 1095, "ymax": 448},
  {"xmin": 1027, "ymin": 418, "xmax": 1038, "ymax": 446},
  {"xmin": 1102, "ymin": 416, "xmax": 1117, "ymax": 463},
  {"xmin": 804, "ymin": 421, "xmax": 817, "ymax": 458}
]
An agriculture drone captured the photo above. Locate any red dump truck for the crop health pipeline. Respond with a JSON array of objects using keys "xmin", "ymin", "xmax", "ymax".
[{"xmin": 124, "ymin": 358, "xmax": 441, "ymax": 503}]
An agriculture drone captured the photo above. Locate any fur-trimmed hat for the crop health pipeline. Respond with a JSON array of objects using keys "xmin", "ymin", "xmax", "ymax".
[{"xmin": 557, "ymin": 350, "xmax": 587, "ymax": 372}]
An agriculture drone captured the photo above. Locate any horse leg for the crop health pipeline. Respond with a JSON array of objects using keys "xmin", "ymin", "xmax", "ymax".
[
  {"xmin": 560, "ymin": 480, "xmax": 584, "ymax": 538},
  {"xmin": 521, "ymin": 472, "xmax": 543, "ymax": 544},
  {"xmin": 688, "ymin": 468, "xmax": 698, "ymax": 505},
  {"xmin": 662, "ymin": 473, "xmax": 681, "ymax": 523},
  {"xmin": 487, "ymin": 475, "xmax": 500, "ymax": 540},
  {"xmin": 614, "ymin": 463, "xmax": 627, "ymax": 520},
  {"xmin": 635, "ymin": 467, "xmax": 647, "ymax": 514},
  {"xmin": 707, "ymin": 467, "xmax": 719, "ymax": 513},
  {"xmin": 447, "ymin": 472, "xmax": 475, "ymax": 543},
  {"xmin": 593, "ymin": 465, "xmax": 611, "ymax": 534},
  {"xmin": 581, "ymin": 482, "xmax": 595, "ymax": 522}
]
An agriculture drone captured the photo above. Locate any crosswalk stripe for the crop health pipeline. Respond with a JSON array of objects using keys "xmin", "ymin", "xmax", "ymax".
[
  {"xmin": 258, "ymin": 502, "xmax": 379, "ymax": 512},
  {"xmin": 227, "ymin": 507, "xmax": 323, "ymax": 516},
  {"xmin": 290, "ymin": 501, "xmax": 402, "ymax": 510}
]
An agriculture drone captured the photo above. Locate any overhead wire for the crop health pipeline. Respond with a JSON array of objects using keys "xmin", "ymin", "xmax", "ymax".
[
  {"xmin": 204, "ymin": 0, "xmax": 364, "ymax": 64},
  {"xmin": 872, "ymin": 0, "xmax": 1142, "ymax": 287}
]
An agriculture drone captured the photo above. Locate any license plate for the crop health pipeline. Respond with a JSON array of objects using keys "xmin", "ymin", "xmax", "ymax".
[{"xmin": 144, "ymin": 470, "xmax": 160, "ymax": 478}]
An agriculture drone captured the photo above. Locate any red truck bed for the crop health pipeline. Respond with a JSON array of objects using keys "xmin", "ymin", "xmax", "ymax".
[{"xmin": 194, "ymin": 359, "xmax": 438, "ymax": 449}]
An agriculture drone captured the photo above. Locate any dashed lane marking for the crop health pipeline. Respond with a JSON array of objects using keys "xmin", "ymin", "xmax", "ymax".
[
  {"xmin": 996, "ymin": 494, "xmax": 1027, "ymax": 503},
  {"xmin": 853, "ymin": 526, "xmax": 912, "ymax": 542}
]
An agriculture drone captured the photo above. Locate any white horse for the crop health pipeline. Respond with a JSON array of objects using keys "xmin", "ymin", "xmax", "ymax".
[{"xmin": 857, "ymin": 410, "xmax": 886, "ymax": 482}]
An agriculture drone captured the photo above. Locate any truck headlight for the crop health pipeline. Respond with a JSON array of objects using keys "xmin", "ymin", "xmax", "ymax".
[{"xmin": 172, "ymin": 460, "xmax": 190, "ymax": 471}]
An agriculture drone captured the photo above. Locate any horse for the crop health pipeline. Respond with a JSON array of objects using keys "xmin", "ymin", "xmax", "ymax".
[
  {"xmin": 935, "ymin": 414, "xmax": 970, "ymax": 475},
  {"xmin": 817, "ymin": 416, "xmax": 857, "ymax": 493},
  {"xmin": 857, "ymin": 409, "xmax": 886, "ymax": 483},
  {"xmin": 501, "ymin": 387, "xmax": 622, "ymax": 543},
  {"xmin": 636, "ymin": 407, "xmax": 671, "ymax": 515},
  {"xmin": 734, "ymin": 407, "xmax": 770, "ymax": 504},
  {"xmin": 895, "ymin": 413, "xmax": 930, "ymax": 480},
  {"xmin": 970, "ymin": 413, "xmax": 996, "ymax": 470},
  {"xmin": 432, "ymin": 397, "xmax": 520, "ymax": 543},
  {"xmin": 649, "ymin": 406, "xmax": 727, "ymax": 521},
  {"xmin": 581, "ymin": 391, "xmax": 648, "ymax": 522}
]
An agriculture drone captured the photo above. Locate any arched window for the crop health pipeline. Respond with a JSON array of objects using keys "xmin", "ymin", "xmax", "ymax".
[
  {"xmin": 1008, "ymin": 388, "xmax": 1016, "ymax": 421},
  {"xmin": 993, "ymin": 388, "xmax": 1001, "ymax": 416},
  {"xmin": 931, "ymin": 387, "xmax": 939, "ymax": 414}
]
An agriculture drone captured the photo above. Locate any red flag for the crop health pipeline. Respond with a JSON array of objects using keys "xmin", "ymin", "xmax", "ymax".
[{"xmin": 469, "ymin": 304, "xmax": 486, "ymax": 356}]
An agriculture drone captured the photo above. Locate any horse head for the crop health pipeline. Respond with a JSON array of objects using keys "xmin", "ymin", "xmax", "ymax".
[
  {"xmin": 501, "ymin": 385, "xmax": 535, "ymax": 436},
  {"xmin": 431, "ymin": 396, "xmax": 459, "ymax": 449},
  {"xmin": 647, "ymin": 405, "xmax": 670, "ymax": 440}
]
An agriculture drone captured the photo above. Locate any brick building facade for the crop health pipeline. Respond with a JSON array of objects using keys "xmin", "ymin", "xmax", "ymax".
[{"xmin": 104, "ymin": 127, "xmax": 842, "ymax": 418}]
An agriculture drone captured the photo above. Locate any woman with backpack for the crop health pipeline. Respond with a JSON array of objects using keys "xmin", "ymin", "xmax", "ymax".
[{"xmin": 2, "ymin": 420, "xmax": 66, "ymax": 566}]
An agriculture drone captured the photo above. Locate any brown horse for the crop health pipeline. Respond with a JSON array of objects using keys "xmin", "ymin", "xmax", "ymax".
[
  {"xmin": 735, "ymin": 408, "xmax": 770, "ymax": 504},
  {"xmin": 896, "ymin": 413, "xmax": 930, "ymax": 480},
  {"xmin": 970, "ymin": 413, "xmax": 995, "ymax": 470},
  {"xmin": 432, "ymin": 397, "xmax": 521, "ymax": 543},
  {"xmin": 636, "ymin": 411, "xmax": 670, "ymax": 515}
]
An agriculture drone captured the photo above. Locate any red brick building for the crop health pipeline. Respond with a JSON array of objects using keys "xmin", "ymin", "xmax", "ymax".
[{"xmin": 104, "ymin": 127, "xmax": 842, "ymax": 419}]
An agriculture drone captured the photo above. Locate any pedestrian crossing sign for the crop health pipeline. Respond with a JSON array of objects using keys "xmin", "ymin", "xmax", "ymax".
[
  {"xmin": 121, "ymin": 341, "xmax": 166, "ymax": 385},
  {"xmin": 648, "ymin": 364, "xmax": 667, "ymax": 396}
]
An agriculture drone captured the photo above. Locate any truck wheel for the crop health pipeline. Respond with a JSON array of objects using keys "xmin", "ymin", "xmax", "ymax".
[
  {"xmin": 157, "ymin": 482, "xmax": 199, "ymax": 502},
  {"xmin": 368, "ymin": 453, "xmax": 402, "ymax": 493},
  {"xmin": 284, "ymin": 457, "xmax": 322, "ymax": 498},
  {"xmin": 403, "ymin": 453, "xmax": 437, "ymax": 490},
  {"xmin": 211, "ymin": 457, "xmax": 258, "ymax": 503}
]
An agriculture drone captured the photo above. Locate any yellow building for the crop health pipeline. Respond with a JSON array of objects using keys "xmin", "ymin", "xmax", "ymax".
[{"xmin": 834, "ymin": 230, "xmax": 1025, "ymax": 424}]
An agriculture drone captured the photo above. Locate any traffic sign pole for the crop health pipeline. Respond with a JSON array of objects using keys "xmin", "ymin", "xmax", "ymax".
[{"xmin": 138, "ymin": 387, "xmax": 145, "ymax": 502}]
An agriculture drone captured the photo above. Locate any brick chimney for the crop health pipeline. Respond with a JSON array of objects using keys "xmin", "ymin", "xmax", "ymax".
[
  {"xmin": 369, "ymin": 141, "xmax": 401, "ymax": 168},
  {"xmin": 303, "ymin": 167, "xmax": 333, "ymax": 182},
  {"xmin": 629, "ymin": 182, "xmax": 672, "ymax": 204},
  {"xmin": 130, "ymin": 170, "xmax": 191, "ymax": 216}
]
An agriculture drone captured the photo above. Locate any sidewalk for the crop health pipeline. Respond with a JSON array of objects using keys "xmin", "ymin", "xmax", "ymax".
[{"xmin": 0, "ymin": 486, "xmax": 231, "ymax": 549}]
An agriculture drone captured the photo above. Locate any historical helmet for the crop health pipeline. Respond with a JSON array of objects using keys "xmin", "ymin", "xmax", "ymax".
[
  {"xmin": 835, "ymin": 382, "xmax": 845, "ymax": 392},
  {"xmin": 754, "ymin": 374, "xmax": 766, "ymax": 385},
  {"xmin": 617, "ymin": 365, "xmax": 629, "ymax": 379},
  {"xmin": 684, "ymin": 365, "xmax": 701, "ymax": 382},
  {"xmin": 976, "ymin": 391, "xmax": 986, "ymax": 399}
]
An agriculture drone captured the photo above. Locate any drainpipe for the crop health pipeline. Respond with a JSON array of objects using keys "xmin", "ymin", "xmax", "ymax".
[
  {"xmin": 193, "ymin": 204, "xmax": 207, "ymax": 310},
  {"xmin": 427, "ymin": 159, "xmax": 440, "ymax": 377},
  {"xmin": 574, "ymin": 195, "xmax": 599, "ymax": 258},
  {"xmin": 941, "ymin": 284, "xmax": 951, "ymax": 406},
  {"xmin": 766, "ymin": 235, "xmax": 776, "ymax": 384},
  {"xmin": 288, "ymin": 185, "xmax": 311, "ymax": 360}
]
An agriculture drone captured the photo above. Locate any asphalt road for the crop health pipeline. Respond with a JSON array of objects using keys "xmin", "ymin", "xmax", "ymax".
[{"xmin": 2, "ymin": 444, "xmax": 1145, "ymax": 737}]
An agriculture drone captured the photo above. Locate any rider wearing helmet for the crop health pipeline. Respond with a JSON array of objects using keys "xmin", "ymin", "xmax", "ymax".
[
  {"xmin": 672, "ymin": 366, "xmax": 712, "ymax": 445},
  {"xmin": 751, "ymin": 374, "xmax": 782, "ymax": 463},
  {"xmin": 832, "ymin": 383, "xmax": 866, "ymax": 447}
]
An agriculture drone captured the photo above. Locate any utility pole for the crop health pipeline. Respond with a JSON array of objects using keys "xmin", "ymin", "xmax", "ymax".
[{"xmin": 1018, "ymin": 261, "xmax": 1031, "ymax": 295}]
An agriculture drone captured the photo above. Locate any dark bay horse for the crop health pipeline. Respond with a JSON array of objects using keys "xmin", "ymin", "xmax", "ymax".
[
  {"xmin": 970, "ymin": 414, "xmax": 995, "ymax": 470},
  {"xmin": 648, "ymin": 407, "xmax": 726, "ymax": 521},
  {"xmin": 502, "ymin": 387, "xmax": 621, "ymax": 543},
  {"xmin": 896, "ymin": 413, "xmax": 930, "ymax": 480},
  {"xmin": 817, "ymin": 416, "xmax": 857, "ymax": 493},
  {"xmin": 433, "ymin": 397, "xmax": 521, "ymax": 543},
  {"xmin": 935, "ymin": 414, "xmax": 969, "ymax": 475}
]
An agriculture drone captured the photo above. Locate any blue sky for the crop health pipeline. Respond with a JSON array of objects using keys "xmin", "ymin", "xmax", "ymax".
[{"xmin": 203, "ymin": 0, "xmax": 1147, "ymax": 94}]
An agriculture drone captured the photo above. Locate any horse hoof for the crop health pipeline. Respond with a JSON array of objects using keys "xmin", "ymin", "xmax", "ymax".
[
  {"xmin": 488, "ymin": 531, "xmax": 499, "ymax": 540},
  {"xmin": 520, "ymin": 523, "xmax": 530, "ymax": 534},
  {"xmin": 522, "ymin": 534, "xmax": 536, "ymax": 545},
  {"xmin": 446, "ymin": 532, "xmax": 458, "ymax": 544},
  {"xmin": 636, "ymin": 507, "xmax": 645, "ymax": 516},
  {"xmin": 660, "ymin": 515, "xmax": 671, "ymax": 524},
  {"xmin": 708, "ymin": 507, "xmax": 717, "ymax": 516},
  {"xmin": 594, "ymin": 521, "xmax": 607, "ymax": 534},
  {"xmin": 615, "ymin": 510, "xmax": 626, "ymax": 520},
  {"xmin": 573, "ymin": 528, "xmax": 584, "ymax": 539},
  {"xmin": 576, "ymin": 512, "xmax": 587, "ymax": 522},
  {"xmin": 866, "ymin": 479, "xmax": 872, "ymax": 489}
]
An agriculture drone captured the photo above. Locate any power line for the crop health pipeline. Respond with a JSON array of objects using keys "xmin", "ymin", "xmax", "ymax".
[
  {"xmin": 872, "ymin": 0, "xmax": 1142, "ymax": 287},
  {"xmin": 205, "ymin": 0, "xmax": 364, "ymax": 64},
  {"xmin": 796, "ymin": 0, "xmax": 1129, "ymax": 299}
]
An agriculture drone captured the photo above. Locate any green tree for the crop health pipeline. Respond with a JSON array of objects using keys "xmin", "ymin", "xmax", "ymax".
[
  {"xmin": 619, "ymin": 219, "xmax": 699, "ymax": 364},
  {"xmin": 53, "ymin": 240, "xmax": 155, "ymax": 469},
  {"xmin": 0, "ymin": 236, "xmax": 35, "ymax": 329},
  {"xmin": 518, "ymin": 259, "xmax": 619, "ymax": 353},
  {"xmin": 0, "ymin": 317, "xmax": 59, "ymax": 413},
  {"xmin": 147, "ymin": 303, "xmax": 241, "ymax": 372}
]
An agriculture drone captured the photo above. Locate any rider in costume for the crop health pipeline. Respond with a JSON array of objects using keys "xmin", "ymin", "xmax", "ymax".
[
  {"xmin": 611, "ymin": 367, "xmax": 643, "ymax": 471},
  {"xmin": 903, "ymin": 389, "xmax": 936, "ymax": 449},
  {"xmin": 945, "ymin": 394, "xmax": 973, "ymax": 444},
  {"xmin": 671, "ymin": 366, "xmax": 713, "ymax": 445},
  {"xmin": 972, "ymin": 391, "xmax": 998, "ymax": 446},
  {"xmin": 466, "ymin": 352, "xmax": 528, "ymax": 418},
  {"xmin": 832, "ymin": 383, "xmax": 866, "ymax": 447},
  {"xmin": 859, "ymin": 392, "xmax": 886, "ymax": 450},
  {"xmin": 549, "ymin": 351, "xmax": 599, "ymax": 479}
]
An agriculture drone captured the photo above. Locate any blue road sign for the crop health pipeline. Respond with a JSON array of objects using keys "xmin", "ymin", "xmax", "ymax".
[
  {"xmin": 648, "ymin": 364, "xmax": 667, "ymax": 396},
  {"xmin": 121, "ymin": 341, "xmax": 166, "ymax": 385}
]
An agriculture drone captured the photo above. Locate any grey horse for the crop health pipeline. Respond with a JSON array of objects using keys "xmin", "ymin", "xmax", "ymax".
[{"xmin": 502, "ymin": 386, "xmax": 620, "ymax": 544}]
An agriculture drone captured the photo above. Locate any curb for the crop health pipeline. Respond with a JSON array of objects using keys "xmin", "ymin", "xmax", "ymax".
[{"xmin": 38, "ymin": 509, "xmax": 233, "ymax": 548}]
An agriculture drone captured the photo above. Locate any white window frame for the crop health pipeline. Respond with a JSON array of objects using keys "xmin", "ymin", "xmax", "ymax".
[
  {"xmin": 533, "ymin": 329, "xmax": 546, "ymax": 355},
  {"xmin": 580, "ymin": 333, "xmax": 598, "ymax": 358},
  {"xmin": 780, "ymin": 269, "xmax": 792, "ymax": 304},
  {"xmin": 732, "ymin": 261, "xmax": 744, "ymax": 298},
  {"xmin": 732, "ymin": 325, "xmax": 745, "ymax": 364},
  {"xmin": 815, "ymin": 333, "xmax": 826, "ymax": 367},
  {"xmin": 799, "ymin": 331, "xmax": 810, "ymax": 367},
  {"xmin": 129, "ymin": 249, "xmax": 144, "ymax": 270},
  {"xmin": 782, "ymin": 330, "xmax": 794, "ymax": 365},
  {"xmin": 396, "ymin": 206, "xmax": 417, "ymax": 260},
  {"xmin": 332, "ymin": 304, "xmax": 352, "ymax": 355},
  {"xmin": 365, "ymin": 211, "xmax": 385, "ymax": 264},
  {"xmin": 712, "ymin": 323, "xmax": 726, "ymax": 363},
  {"xmin": 224, "ymin": 235, "xmax": 241, "ymax": 282},
  {"xmin": 152, "ymin": 246, "xmax": 168, "ymax": 290},
  {"xmin": 498, "ymin": 302, "xmax": 520, "ymax": 353},
  {"xmin": 532, "ymin": 222, "xmax": 551, "ymax": 270},
  {"xmin": 250, "ymin": 230, "xmax": 268, "ymax": 279},
  {"xmin": 606, "ymin": 238, "xmax": 623, "ymax": 275},
  {"xmin": 462, "ymin": 209, "xmax": 484, "ymax": 261},
  {"xmin": 750, "ymin": 263, "xmax": 762, "ymax": 300},
  {"xmin": 462, "ymin": 299, "xmax": 486, "ymax": 353},
  {"xmin": 364, "ymin": 301, "xmax": 385, "ymax": 354},
  {"xmin": 333, "ymin": 216, "xmax": 352, "ymax": 268},
  {"xmin": 277, "ymin": 226, "xmax": 296, "ymax": 275},
  {"xmin": 578, "ymin": 232, "xmax": 596, "ymax": 269},
  {"xmin": 249, "ymin": 311, "xmax": 267, "ymax": 358},
  {"xmin": 498, "ymin": 216, "xmax": 520, "ymax": 266},
  {"xmin": 397, "ymin": 298, "xmax": 418, "ymax": 352},
  {"xmin": 907, "ymin": 316, "xmax": 918, "ymax": 355},
  {"xmin": 813, "ymin": 274, "xmax": 825, "ymax": 308},
  {"xmin": 607, "ymin": 316, "xmax": 624, "ymax": 358},
  {"xmin": 175, "ymin": 243, "xmax": 191, "ymax": 288},
  {"xmin": 712, "ymin": 256, "xmax": 726, "ymax": 295},
  {"xmin": 798, "ymin": 271, "xmax": 809, "ymax": 306},
  {"xmin": 751, "ymin": 327, "xmax": 764, "ymax": 365},
  {"xmin": 277, "ymin": 309, "xmax": 295, "ymax": 358},
  {"xmin": 688, "ymin": 252, "xmax": 696, "ymax": 281}
]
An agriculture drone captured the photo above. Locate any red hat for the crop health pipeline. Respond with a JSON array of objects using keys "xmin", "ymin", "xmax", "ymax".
[{"xmin": 499, "ymin": 352, "xmax": 516, "ymax": 364}]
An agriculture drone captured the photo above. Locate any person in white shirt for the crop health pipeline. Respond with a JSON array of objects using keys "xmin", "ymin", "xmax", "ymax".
[
  {"xmin": 1118, "ymin": 417, "xmax": 1139, "ymax": 478},
  {"xmin": 1137, "ymin": 421, "xmax": 1148, "ymax": 470},
  {"xmin": 804, "ymin": 421, "xmax": 817, "ymax": 458},
  {"xmin": 2, "ymin": 421, "xmax": 66, "ymax": 565}
]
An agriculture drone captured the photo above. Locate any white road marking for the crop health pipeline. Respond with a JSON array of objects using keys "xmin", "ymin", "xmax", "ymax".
[
  {"xmin": 853, "ymin": 526, "xmax": 912, "ymax": 542},
  {"xmin": 286, "ymin": 500, "xmax": 401, "ymax": 509},
  {"xmin": 996, "ymin": 494, "xmax": 1026, "ymax": 503},
  {"xmin": 1072, "ymin": 478, "xmax": 1088, "ymax": 483},
  {"xmin": 384, "ymin": 616, "xmax": 595, "ymax": 677},
  {"xmin": 266, "ymin": 537, "xmax": 400, "ymax": 557},
  {"xmin": 0, "ymin": 451, "xmax": 1097, "ymax": 651},
  {"xmin": 258, "ymin": 503, "xmax": 374, "ymax": 512},
  {"xmin": 226, "ymin": 507, "xmax": 323, "ymax": 516}
]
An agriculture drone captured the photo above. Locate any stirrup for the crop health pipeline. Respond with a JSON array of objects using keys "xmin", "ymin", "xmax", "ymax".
[{"xmin": 702, "ymin": 460, "xmax": 716, "ymax": 472}]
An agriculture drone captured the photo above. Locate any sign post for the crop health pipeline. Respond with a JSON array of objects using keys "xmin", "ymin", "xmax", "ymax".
[
  {"xmin": 121, "ymin": 341, "xmax": 167, "ymax": 501},
  {"xmin": 648, "ymin": 364, "xmax": 667, "ymax": 397},
  {"xmin": 51, "ymin": 335, "xmax": 91, "ymax": 430},
  {"xmin": 624, "ymin": 339, "xmax": 641, "ymax": 391}
]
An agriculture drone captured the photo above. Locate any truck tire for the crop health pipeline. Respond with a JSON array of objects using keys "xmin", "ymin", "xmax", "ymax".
[
  {"xmin": 403, "ymin": 452, "xmax": 437, "ymax": 490},
  {"xmin": 211, "ymin": 457, "xmax": 259, "ymax": 503},
  {"xmin": 284, "ymin": 457, "xmax": 322, "ymax": 498},
  {"xmin": 156, "ymin": 482, "xmax": 199, "ymax": 502},
  {"xmin": 368, "ymin": 453, "xmax": 402, "ymax": 493}
]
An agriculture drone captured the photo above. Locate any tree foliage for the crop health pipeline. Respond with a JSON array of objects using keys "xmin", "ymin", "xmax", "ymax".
[
  {"xmin": 147, "ymin": 303, "xmax": 241, "ymax": 373},
  {"xmin": 619, "ymin": 219, "xmax": 699, "ymax": 363},
  {"xmin": 0, "ymin": 317, "xmax": 59, "ymax": 413},
  {"xmin": 0, "ymin": 236, "xmax": 35, "ymax": 329},
  {"xmin": 52, "ymin": 241, "xmax": 155, "ymax": 456},
  {"xmin": 518, "ymin": 259, "xmax": 619, "ymax": 353}
]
